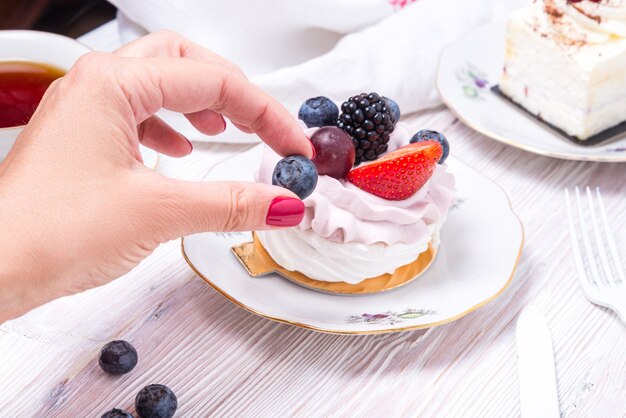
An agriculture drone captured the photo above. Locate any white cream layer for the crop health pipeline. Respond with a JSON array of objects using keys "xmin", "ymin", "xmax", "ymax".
[{"xmin": 257, "ymin": 224, "xmax": 439, "ymax": 284}]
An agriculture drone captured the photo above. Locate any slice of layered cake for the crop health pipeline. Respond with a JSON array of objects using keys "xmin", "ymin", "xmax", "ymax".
[{"xmin": 499, "ymin": 0, "xmax": 626, "ymax": 141}]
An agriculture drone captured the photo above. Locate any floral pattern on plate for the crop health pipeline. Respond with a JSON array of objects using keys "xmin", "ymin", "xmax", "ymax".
[
  {"xmin": 346, "ymin": 309, "xmax": 433, "ymax": 325},
  {"xmin": 456, "ymin": 62, "xmax": 490, "ymax": 100}
]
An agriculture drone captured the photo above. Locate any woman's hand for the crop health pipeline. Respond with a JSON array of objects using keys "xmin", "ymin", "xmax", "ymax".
[{"xmin": 0, "ymin": 31, "xmax": 313, "ymax": 322}]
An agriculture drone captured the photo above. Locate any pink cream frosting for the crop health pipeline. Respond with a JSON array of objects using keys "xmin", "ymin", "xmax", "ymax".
[{"xmin": 256, "ymin": 122, "xmax": 456, "ymax": 246}]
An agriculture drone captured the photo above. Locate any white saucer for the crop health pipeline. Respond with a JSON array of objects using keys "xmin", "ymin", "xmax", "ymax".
[
  {"xmin": 139, "ymin": 145, "xmax": 159, "ymax": 170},
  {"xmin": 436, "ymin": 22, "xmax": 626, "ymax": 163},
  {"xmin": 181, "ymin": 145, "xmax": 524, "ymax": 334}
]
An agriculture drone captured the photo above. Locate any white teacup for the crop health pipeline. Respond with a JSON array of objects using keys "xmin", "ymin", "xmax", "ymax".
[{"xmin": 0, "ymin": 30, "xmax": 91, "ymax": 160}]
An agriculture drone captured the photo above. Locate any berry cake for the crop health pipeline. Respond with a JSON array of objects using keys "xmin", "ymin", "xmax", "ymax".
[
  {"xmin": 251, "ymin": 94, "xmax": 455, "ymax": 290},
  {"xmin": 499, "ymin": 0, "xmax": 626, "ymax": 141}
]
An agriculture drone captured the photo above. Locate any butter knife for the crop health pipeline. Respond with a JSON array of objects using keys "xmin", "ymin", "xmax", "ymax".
[{"xmin": 516, "ymin": 305, "xmax": 560, "ymax": 418}]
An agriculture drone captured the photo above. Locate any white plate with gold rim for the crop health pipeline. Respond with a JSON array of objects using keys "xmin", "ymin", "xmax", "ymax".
[
  {"xmin": 181, "ymin": 145, "xmax": 524, "ymax": 334},
  {"xmin": 437, "ymin": 22, "xmax": 626, "ymax": 163}
]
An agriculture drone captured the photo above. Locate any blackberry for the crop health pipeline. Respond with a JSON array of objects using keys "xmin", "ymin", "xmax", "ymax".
[{"xmin": 336, "ymin": 92, "xmax": 396, "ymax": 166}]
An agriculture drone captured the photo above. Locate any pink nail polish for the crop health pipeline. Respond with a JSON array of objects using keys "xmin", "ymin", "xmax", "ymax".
[
  {"xmin": 310, "ymin": 140, "xmax": 317, "ymax": 159},
  {"xmin": 266, "ymin": 197, "xmax": 305, "ymax": 227},
  {"xmin": 221, "ymin": 117, "xmax": 227, "ymax": 133}
]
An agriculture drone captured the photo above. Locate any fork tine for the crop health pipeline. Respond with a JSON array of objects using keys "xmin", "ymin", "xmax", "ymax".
[
  {"xmin": 595, "ymin": 187, "xmax": 626, "ymax": 284},
  {"xmin": 585, "ymin": 187, "xmax": 617, "ymax": 287},
  {"xmin": 574, "ymin": 187, "xmax": 605, "ymax": 287},
  {"xmin": 566, "ymin": 189, "xmax": 595, "ymax": 294}
]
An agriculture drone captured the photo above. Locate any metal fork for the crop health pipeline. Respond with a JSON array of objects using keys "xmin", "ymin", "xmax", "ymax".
[{"xmin": 565, "ymin": 187, "xmax": 626, "ymax": 323}]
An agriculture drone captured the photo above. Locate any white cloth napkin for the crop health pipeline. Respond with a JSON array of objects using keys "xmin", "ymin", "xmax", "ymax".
[{"xmin": 108, "ymin": 0, "xmax": 527, "ymax": 143}]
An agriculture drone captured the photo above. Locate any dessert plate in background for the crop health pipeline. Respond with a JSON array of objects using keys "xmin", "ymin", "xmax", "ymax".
[
  {"xmin": 436, "ymin": 22, "xmax": 626, "ymax": 163},
  {"xmin": 181, "ymin": 145, "xmax": 524, "ymax": 334}
]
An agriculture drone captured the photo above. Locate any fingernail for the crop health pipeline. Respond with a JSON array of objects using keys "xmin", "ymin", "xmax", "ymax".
[
  {"xmin": 310, "ymin": 140, "xmax": 316, "ymax": 159},
  {"xmin": 185, "ymin": 137, "xmax": 194, "ymax": 155},
  {"xmin": 221, "ymin": 117, "xmax": 227, "ymax": 133},
  {"xmin": 266, "ymin": 196, "xmax": 305, "ymax": 227}
]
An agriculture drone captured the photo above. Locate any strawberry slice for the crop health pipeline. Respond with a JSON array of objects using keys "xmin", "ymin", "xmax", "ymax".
[{"xmin": 347, "ymin": 141, "xmax": 442, "ymax": 200}]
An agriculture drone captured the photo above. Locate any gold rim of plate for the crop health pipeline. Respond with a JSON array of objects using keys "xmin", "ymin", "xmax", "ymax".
[{"xmin": 181, "ymin": 223, "xmax": 524, "ymax": 335}]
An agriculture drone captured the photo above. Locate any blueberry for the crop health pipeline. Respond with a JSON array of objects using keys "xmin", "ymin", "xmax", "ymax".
[
  {"xmin": 298, "ymin": 96, "xmax": 338, "ymax": 128},
  {"xmin": 382, "ymin": 97, "xmax": 401, "ymax": 123},
  {"xmin": 101, "ymin": 409, "xmax": 134, "ymax": 418},
  {"xmin": 98, "ymin": 340, "xmax": 138, "ymax": 375},
  {"xmin": 410, "ymin": 130, "xmax": 450, "ymax": 164},
  {"xmin": 272, "ymin": 155, "xmax": 318, "ymax": 200},
  {"xmin": 135, "ymin": 384, "xmax": 177, "ymax": 418}
]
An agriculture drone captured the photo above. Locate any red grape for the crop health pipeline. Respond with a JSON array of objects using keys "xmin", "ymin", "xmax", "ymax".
[{"xmin": 310, "ymin": 127, "xmax": 356, "ymax": 179}]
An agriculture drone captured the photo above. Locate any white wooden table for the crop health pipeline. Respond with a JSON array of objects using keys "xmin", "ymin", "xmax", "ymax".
[{"xmin": 1, "ymin": 22, "xmax": 625, "ymax": 418}]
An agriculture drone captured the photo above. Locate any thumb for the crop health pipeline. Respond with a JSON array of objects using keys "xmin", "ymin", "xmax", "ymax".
[{"xmin": 152, "ymin": 178, "xmax": 306, "ymax": 240}]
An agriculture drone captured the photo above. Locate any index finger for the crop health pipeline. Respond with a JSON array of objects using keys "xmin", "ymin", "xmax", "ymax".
[
  {"xmin": 117, "ymin": 56, "xmax": 312, "ymax": 158},
  {"xmin": 114, "ymin": 30, "xmax": 237, "ymax": 69}
]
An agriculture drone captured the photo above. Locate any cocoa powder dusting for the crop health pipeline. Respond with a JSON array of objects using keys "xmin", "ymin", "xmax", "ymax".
[{"xmin": 570, "ymin": 3, "xmax": 602, "ymax": 24}]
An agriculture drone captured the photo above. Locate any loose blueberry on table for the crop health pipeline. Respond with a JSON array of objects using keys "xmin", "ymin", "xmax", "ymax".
[
  {"xmin": 99, "ymin": 340, "xmax": 138, "ymax": 375},
  {"xmin": 135, "ymin": 384, "xmax": 178, "ymax": 418},
  {"xmin": 310, "ymin": 126, "xmax": 355, "ymax": 179},
  {"xmin": 272, "ymin": 155, "xmax": 318, "ymax": 199},
  {"xmin": 298, "ymin": 96, "xmax": 339, "ymax": 128},
  {"xmin": 336, "ymin": 92, "xmax": 396, "ymax": 166},
  {"xmin": 101, "ymin": 409, "xmax": 134, "ymax": 418},
  {"xmin": 410, "ymin": 130, "xmax": 450, "ymax": 164}
]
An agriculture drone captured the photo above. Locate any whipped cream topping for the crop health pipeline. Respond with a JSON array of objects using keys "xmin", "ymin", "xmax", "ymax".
[
  {"xmin": 256, "ymin": 227, "xmax": 434, "ymax": 284},
  {"xmin": 255, "ymin": 122, "xmax": 454, "ymax": 283},
  {"xmin": 256, "ymin": 123, "xmax": 456, "ymax": 247},
  {"xmin": 536, "ymin": 0, "xmax": 626, "ymax": 44}
]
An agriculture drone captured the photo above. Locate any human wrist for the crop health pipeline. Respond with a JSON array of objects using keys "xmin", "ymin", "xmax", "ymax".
[
  {"xmin": 0, "ymin": 197, "xmax": 53, "ymax": 322},
  {"xmin": 0, "ymin": 250, "xmax": 40, "ymax": 323}
]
